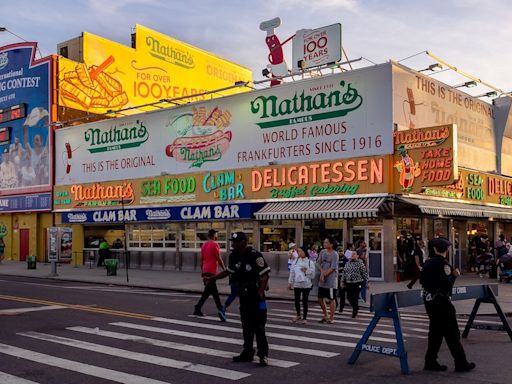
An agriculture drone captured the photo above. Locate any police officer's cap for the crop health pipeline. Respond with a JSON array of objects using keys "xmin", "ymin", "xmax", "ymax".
[
  {"xmin": 229, "ymin": 232, "xmax": 248, "ymax": 242},
  {"xmin": 431, "ymin": 237, "xmax": 451, "ymax": 249}
]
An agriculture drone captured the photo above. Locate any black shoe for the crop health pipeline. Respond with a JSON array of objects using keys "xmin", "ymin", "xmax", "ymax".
[
  {"xmin": 352, "ymin": 310, "xmax": 358, "ymax": 318},
  {"xmin": 424, "ymin": 361, "xmax": 448, "ymax": 371},
  {"xmin": 259, "ymin": 356, "xmax": 268, "ymax": 367},
  {"xmin": 233, "ymin": 351, "xmax": 254, "ymax": 363},
  {"xmin": 455, "ymin": 362, "xmax": 475, "ymax": 372},
  {"xmin": 406, "ymin": 284, "xmax": 413, "ymax": 290},
  {"xmin": 193, "ymin": 308, "xmax": 204, "ymax": 317}
]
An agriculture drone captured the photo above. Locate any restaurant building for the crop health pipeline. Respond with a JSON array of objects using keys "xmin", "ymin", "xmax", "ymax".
[{"xmin": 51, "ymin": 59, "xmax": 512, "ymax": 281}]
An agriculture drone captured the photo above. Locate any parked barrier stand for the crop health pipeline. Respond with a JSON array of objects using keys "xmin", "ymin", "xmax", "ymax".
[{"xmin": 348, "ymin": 284, "xmax": 511, "ymax": 374}]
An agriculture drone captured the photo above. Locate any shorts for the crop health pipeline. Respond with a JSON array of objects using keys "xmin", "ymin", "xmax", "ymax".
[{"xmin": 318, "ymin": 287, "xmax": 336, "ymax": 300}]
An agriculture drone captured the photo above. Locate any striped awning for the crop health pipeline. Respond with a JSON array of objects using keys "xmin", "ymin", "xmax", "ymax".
[
  {"xmin": 399, "ymin": 197, "xmax": 512, "ymax": 219},
  {"xmin": 254, "ymin": 197, "xmax": 386, "ymax": 220}
]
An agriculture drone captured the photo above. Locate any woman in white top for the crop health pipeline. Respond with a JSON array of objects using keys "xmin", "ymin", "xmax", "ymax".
[{"xmin": 288, "ymin": 246, "xmax": 315, "ymax": 324}]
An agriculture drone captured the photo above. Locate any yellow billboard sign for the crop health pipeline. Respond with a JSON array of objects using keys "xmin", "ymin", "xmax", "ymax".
[{"xmin": 58, "ymin": 24, "xmax": 252, "ymax": 114}]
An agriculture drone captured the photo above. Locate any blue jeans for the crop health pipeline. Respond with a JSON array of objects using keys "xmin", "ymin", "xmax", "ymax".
[
  {"xmin": 360, "ymin": 281, "xmax": 367, "ymax": 301},
  {"xmin": 224, "ymin": 282, "xmax": 238, "ymax": 309}
]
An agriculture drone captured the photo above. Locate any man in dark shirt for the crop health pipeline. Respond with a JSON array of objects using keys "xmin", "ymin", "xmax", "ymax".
[
  {"xmin": 205, "ymin": 232, "xmax": 271, "ymax": 366},
  {"xmin": 420, "ymin": 237, "xmax": 475, "ymax": 373}
]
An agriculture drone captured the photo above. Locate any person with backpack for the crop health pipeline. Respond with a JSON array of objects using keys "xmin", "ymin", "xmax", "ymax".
[{"xmin": 288, "ymin": 246, "xmax": 315, "ymax": 324}]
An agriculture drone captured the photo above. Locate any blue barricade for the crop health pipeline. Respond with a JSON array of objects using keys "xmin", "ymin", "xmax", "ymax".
[{"xmin": 348, "ymin": 284, "xmax": 511, "ymax": 374}]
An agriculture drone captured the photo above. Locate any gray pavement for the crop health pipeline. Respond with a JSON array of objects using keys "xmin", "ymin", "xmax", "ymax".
[{"xmin": 1, "ymin": 259, "xmax": 511, "ymax": 316}]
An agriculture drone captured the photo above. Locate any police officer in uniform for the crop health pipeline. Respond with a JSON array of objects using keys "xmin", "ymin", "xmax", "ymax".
[
  {"xmin": 205, "ymin": 232, "xmax": 271, "ymax": 366},
  {"xmin": 420, "ymin": 237, "xmax": 475, "ymax": 372}
]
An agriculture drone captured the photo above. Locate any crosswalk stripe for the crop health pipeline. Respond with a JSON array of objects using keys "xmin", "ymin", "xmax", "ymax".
[
  {"xmin": 111, "ymin": 321, "xmax": 339, "ymax": 357},
  {"xmin": 0, "ymin": 343, "xmax": 171, "ymax": 384},
  {"xmin": 19, "ymin": 332, "xmax": 249, "ymax": 381},
  {"xmin": 272, "ymin": 307, "xmax": 430, "ymax": 326},
  {"xmin": 222, "ymin": 312, "xmax": 427, "ymax": 338},
  {"xmin": 0, "ymin": 305, "xmax": 65, "ymax": 315},
  {"xmin": 67, "ymin": 326, "xmax": 298, "ymax": 368},
  {"xmin": 153, "ymin": 316, "xmax": 358, "ymax": 348},
  {"xmin": 0, "ymin": 371, "xmax": 40, "ymax": 384},
  {"xmin": 192, "ymin": 315, "xmax": 401, "ymax": 343}
]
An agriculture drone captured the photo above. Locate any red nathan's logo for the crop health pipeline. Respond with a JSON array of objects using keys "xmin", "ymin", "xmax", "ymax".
[{"xmin": 165, "ymin": 106, "xmax": 232, "ymax": 168}]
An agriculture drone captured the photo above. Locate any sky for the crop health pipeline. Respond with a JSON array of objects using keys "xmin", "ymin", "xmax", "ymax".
[{"xmin": 1, "ymin": 0, "xmax": 512, "ymax": 97}]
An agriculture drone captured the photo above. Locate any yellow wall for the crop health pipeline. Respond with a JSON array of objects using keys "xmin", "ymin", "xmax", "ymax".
[
  {"xmin": 0, "ymin": 215, "xmax": 12, "ymax": 260},
  {"xmin": 0, "ymin": 213, "xmax": 50, "ymax": 261}
]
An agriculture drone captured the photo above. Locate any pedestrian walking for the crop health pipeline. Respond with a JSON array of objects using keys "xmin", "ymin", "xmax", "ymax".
[
  {"xmin": 287, "ymin": 242, "xmax": 298, "ymax": 271},
  {"xmin": 340, "ymin": 251, "xmax": 368, "ymax": 318},
  {"xmin": 317, "ymin": 237, "xmax": 338, "ymax": 324},
  {"xmin": 337, "ymin": 246, "xmax": 349, "ymax": 313},
  {"xmin": 288, "ymin": 246, "xmax": 315, "ymax": 324},
  {"xmin": 356, "ymin": 241, "xmax": 369, "ymax": 302},
  {"xmin": 221, "ymin": 275, "xmax": 238, "ymax": 316},
  {"xmin": 407, "ymin": 239, "xmax": 425, "ymax": 289},
  {"xmin": 193, "ymin": 229, "xmax": 226, "ymax": 321},
  {"xmin": 204, "ymin": 232, "xmax": 271, "ymax": 366},
  {"xmin": 97, "ymin": 238, "xmax": 110, "ymax": 267},
  {"xmin": 420, "ymin": 237, "xmax": 475, "ymax": 372},
  {"xmin": 0, "ymin": 237, "xmax": 5, "ymax": 263}
]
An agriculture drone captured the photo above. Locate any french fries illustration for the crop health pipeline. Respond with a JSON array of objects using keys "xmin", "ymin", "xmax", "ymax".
[{"xmin": 59, "ymin": 56, "xmax": 128, "ymax": 112}]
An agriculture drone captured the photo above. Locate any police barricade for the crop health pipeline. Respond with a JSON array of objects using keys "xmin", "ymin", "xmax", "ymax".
[{"xmin": 348, "ymin": 284, "xmax": 511, "ymax": 374}]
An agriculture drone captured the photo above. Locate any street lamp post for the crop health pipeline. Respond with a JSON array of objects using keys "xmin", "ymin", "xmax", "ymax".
[{"xmin": 121, "ymin": 198, "xmax": 129, "ymax": 283}]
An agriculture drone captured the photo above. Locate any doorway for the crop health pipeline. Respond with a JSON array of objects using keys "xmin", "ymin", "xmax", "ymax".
[
  {"xmin": 351, "ymin": 227, "xmax": 383, "ymax": 281},
  {"xmin": 20, "ymin": 229, "xmax": 30, "ymax": 261}
]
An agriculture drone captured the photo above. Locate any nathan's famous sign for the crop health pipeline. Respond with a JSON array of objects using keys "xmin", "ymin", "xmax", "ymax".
[
  {"xmin": 58, "ymin": 24, "xmax": 252, "ymax": 115},
  {"xmin": 55, "ymin": 65, "xmax": 394, "ymax": 186},
  {"xmin": 393, "ymin": 124, "xmax": 458, "ymax": 194}
]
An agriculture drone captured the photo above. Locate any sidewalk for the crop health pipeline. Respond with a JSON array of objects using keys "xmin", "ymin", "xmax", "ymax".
[{"xmin": 1, "ymin": 260, "xmax": 511, "ymax": 316}]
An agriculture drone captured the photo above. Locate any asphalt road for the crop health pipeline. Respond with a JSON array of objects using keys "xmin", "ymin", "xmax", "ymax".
[{"xmin": 0, "ymin": 275, "xmax": 510, "ymax": 384}]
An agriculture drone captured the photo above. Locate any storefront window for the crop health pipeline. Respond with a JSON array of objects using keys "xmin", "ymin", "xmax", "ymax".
[
  {"xmin": 397, "ymin": 218, "xmax": 422, "ymax": 239},
  {"xmin": 180, "ymin": 222, "xmax": 227, "ymax": 250},
  {"xmin": 128, "ymin": 223, "xmax": 179, "ymax": 249},
  {"xmin": 230, "ymin": 221, "xmax": 255, "ymax": 246},
  {"xmin": 260, "ymin": 220, "xmax": 296, "ymax": 252},
  {"xmin": 303, "ymin": 219, "xmax": 343, "ymax": 249}
]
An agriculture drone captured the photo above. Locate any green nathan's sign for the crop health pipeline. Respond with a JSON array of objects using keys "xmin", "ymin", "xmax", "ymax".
[
  {"xmin": 84, "ymin": 120, "xmax": 149, "ymax": 153},
  {"xmin": 250, "ymin": 80, "xmax": 363, "ymax": 129}
]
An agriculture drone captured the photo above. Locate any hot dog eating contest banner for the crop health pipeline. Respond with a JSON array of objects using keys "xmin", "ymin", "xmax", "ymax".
[{"xmin": 55, "ymin": 65, "xmax": 394, "ymax": 185}]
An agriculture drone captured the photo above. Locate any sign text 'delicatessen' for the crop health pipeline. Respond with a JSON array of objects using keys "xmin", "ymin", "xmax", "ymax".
[
  {"xmin": 55, "ymin": 65, "xmax": 394, "ymax": 185},
  {"xmin": 53, "ymin": 156, "xmax": 390, "ymax": 211}
]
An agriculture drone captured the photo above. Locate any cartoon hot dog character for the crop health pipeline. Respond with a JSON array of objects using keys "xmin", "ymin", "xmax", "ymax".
[
  {"xmin": 165, "ymin": 106, "xmax": 232, "ymax": 168},
  {"xmin": 394, "ymin": 146, "xmax": 421, "ymax": 192}
]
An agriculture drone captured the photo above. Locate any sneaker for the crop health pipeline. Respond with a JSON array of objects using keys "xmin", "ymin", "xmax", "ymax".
[
  {"xmin": 318, "ymin": 318, "xmax": 327, "ymax": 323},
  {"xmin": 301, "ymin": 319, "xmax": 308, "ymax": 324},
  {"xmin": 455, "ymin": 362, "xmax": 475, "ymax": 372},
  {"xmin": 232, "ymin": 352, "xmax": 254, "ymax": 363},
  {"xmin": 259, "ymin": 356, "xmax": 268, "ymax": 367},
  {"xmin": 292, "ymin": 316, "xmax": 301, "ymax": 323},
  {"xmin": 193, "ymin": 309, "xmax": 204, "ymax": 317},
  {"xmin": 218, "ymin": 308, "xmax": 227, "ymax": 322},
  {"xmin": 424, "ymin": 361, "xmax": 448, "ymax": 371}
]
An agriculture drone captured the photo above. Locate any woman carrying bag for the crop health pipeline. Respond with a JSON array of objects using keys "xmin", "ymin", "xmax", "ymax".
[
  {"xmin": 288, "ymin": 246, "xmax": 315, "ymax": 324},
  {"xmin": 340, "ymin": 251, "xmax": 368, "ymax": 318}
]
